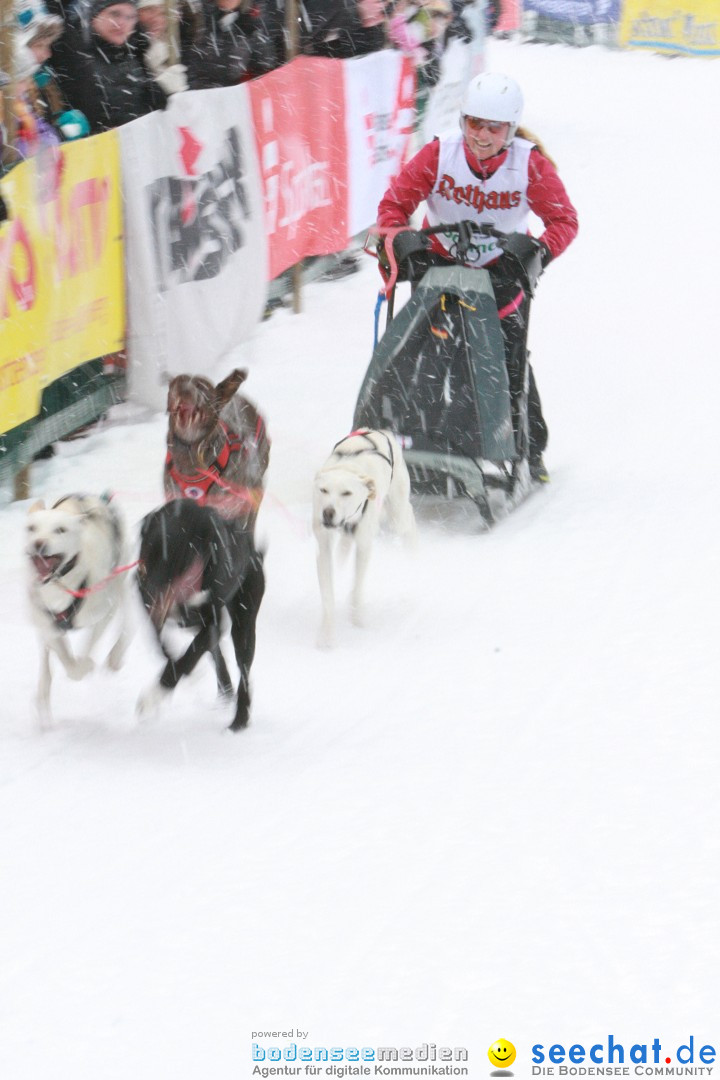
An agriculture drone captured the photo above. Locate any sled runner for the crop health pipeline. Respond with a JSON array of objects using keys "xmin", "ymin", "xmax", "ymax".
[{"xmin": 354, "ymin": 221, "xmax": 542, "ymax": 526}]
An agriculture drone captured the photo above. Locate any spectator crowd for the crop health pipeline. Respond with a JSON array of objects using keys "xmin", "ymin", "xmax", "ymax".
[{"xmin": 0, "ymin": 0, "xmax": 496, "ymax": 176}]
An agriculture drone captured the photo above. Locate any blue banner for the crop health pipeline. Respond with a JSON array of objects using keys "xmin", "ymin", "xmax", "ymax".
[{"xmin": 522, "ymin": 0, "xmax": 620, "ymax": 24}]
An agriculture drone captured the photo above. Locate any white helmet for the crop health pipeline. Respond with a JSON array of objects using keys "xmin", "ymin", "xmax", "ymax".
[{"xmin": 461, "ymin": 72, "xmax": 524, "ymax": 142}]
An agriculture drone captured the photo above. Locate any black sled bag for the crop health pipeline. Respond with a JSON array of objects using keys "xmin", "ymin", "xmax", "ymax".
[{"xmin": 354, "ymin": 265, "xmax": 516, "ymax": 469}]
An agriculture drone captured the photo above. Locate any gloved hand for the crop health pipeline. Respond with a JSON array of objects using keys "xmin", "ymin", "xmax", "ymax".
[
  {"xmin": 56, "ymin": 109, "xmax": 90, "ymax": 141},
  {"xmin": 390, "ymin": 228, "xmax": 432, "ymax": 283},
  {"xmin": 501, "ymin": 233, "xmax": 549, "ymax": 294},
  {"xmin": 154, "ymin": 64, "xmax": 188, "ymax": 95},
  {"xmin": 391, "ymin": 228, "xmax": 430, "ymax": 263},
  {"xmin": 375, "ymin": 229, "xmax": 427, "ymax": 269}
]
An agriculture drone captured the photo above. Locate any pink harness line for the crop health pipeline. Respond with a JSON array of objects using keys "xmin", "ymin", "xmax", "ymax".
[
  {"xmin": 497, "ymin": 289, "xmax": 525, "ymax": 319},
  {"xmin": 61, "ymin": 561, "xmax": 140, "ymax": 599}
]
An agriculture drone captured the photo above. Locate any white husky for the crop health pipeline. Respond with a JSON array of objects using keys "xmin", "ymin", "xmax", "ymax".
[
  {"xmin": 312, "ymin": 429, "xmax": 417, "ymax": 647},
  {"xmin": 25, "ymin": 494, "xmax": 130, "ymax": 727}
]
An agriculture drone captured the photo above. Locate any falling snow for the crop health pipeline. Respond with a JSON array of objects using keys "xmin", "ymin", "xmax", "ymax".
[{"xmin": 0, "ymin": 38, "xmax": 718, "ymax": 1080}]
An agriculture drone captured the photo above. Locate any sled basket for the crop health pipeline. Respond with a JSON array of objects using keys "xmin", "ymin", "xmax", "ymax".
[{"xmin": 354, "ymin": 265, "xmax": 517, "ymax": 478}]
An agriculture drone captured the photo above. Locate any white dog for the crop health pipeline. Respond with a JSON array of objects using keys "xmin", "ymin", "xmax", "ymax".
[
  {"xmin": 25, "ymin": 494, "xmax": 131, "ymax": 727},
  {"xmin": 312, "ymin": 429, "xmax": 416, "ymax": 647}
]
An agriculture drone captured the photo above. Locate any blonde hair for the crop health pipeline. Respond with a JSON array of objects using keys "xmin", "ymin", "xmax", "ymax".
[{"xmin": 516, "ymin": 125, "xmax": 557, "ymax": 169}]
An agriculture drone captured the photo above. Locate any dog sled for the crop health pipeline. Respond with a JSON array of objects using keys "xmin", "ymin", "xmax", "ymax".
[{"xmin": 353, "ymin": 221, "xmax": 542, "ymax": 526}]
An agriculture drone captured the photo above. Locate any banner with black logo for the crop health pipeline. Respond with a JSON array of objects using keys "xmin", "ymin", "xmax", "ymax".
[{"xmin": 120, "ymin": 86, "xmax": 267, "ymax": 408}]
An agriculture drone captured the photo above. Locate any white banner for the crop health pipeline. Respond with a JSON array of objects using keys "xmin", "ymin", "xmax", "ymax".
[
  {"xmin": 343, "ymin": 51, "xmax": 416, "ymax": 239},
  {"xmin": 120, "ymin": 86, "xmax": 268, "ymax": 409}
]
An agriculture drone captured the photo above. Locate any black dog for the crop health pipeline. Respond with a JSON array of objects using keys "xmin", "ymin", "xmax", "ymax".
[{"xmin": 136, "ymin": 499, "xmax": 264, "ymax": 731}]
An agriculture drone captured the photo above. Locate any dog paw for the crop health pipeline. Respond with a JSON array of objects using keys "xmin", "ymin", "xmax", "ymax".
[
  {"xmin": 350, "ymin": 606, "xmax": 366, "ymax": 629},
  {"xmin": 228, "ymin": 713, "xmax": 249, "ymax": 732},
  {"xmin": 316, "ymin": 626, "xmax": 335, "ymax": 650},
  {"xmin": 68, "ymin": 657, "xmax": 94, "ymax": 680},
  {"xmin": 136, "ymin": 683, "xmax": 169, "ymax": 719},
  {"xmin": 402, "ymin": 526, "xmax": 419, "ymax": 552},
  {"xmin": 36, "ymin": 705, "xmax": 54, "ymax": 732}
]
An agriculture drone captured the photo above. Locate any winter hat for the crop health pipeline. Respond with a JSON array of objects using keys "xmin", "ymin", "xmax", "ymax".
[
  {"xmin": 137, "ymin": 0, "xmax": 163, "ymax": 9},
  {"xmin": 89, "ymin": 0, "xmax": 138, "ymax": 18},
  {"xmin": 15, "ymin": 0, "xmax": 64, "ymax": 46}
]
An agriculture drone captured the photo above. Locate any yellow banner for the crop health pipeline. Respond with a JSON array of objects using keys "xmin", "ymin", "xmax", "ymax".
[
  {"xmin": 0, "ymin": 131, "xmax": 125, "ymax": 433},
  {"xmin": 619, "ymin": 0, "xmax": 720, "ymax": 55}
]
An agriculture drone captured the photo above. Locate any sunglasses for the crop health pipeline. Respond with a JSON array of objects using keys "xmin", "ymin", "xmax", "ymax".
[{"xmin": 464, "ymin": 117, "xmax": 508, "ymax": 134}]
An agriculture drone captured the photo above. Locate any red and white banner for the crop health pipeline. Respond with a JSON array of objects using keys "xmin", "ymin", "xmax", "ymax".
[
  {"xmin": 120, "ymin": 86, "xmax": 267, "ymax": 407},
  {"xmin": 496, "ymin": 0, "xmax": 522, "ymax": 33},
  {"xmin": 249, "ymin": 58, "xmax": 348, "ymax": 282},
  {"xmin": 249, "ymin": 51, "xmax": 415, "ymax": 279},
  {"xmin": 343, "ymin": 51, "xmax": 416, "ymax": 239}
]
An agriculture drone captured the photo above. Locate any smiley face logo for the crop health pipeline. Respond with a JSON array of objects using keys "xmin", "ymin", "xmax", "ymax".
[{"xmin": 488, "ymin": 1040, "xmax": 516, "ymax": 1070}]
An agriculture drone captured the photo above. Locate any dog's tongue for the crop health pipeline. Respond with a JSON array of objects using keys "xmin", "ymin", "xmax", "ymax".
[
  {"xmin": 173, "ymin": 558, "xmax": 205, "ymax": 601},
  {"xmin": 33, "ymin": 554, "xmax": 62, "ymax": 580},
  {"xmin": 152, "ymin": 557, "xmax": 205, "ymax": 626},
  {"xmin": 175, "ymin": 402, "xmax": 199, "ymax": 431}
]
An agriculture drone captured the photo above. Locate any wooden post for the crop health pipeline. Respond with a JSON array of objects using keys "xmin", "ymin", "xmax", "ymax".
[
  {"xmin": 285, "ymin": 0, "xmax": 299, "ymax": 58},
  {"xmin": 0, "ymin": 0, "xmax": 16, "ymax": 150},
  {"xmin": 164, "ymin": 0, "xmax": 179, "ymax": 67},
  {"xmin": 14, "ymin": 464, "xmax": 31, "ymax": 501},
  {"xmin": 284, "ymin": 0, "xmax": 302, "ymax": 314},
  {"xmin": 1, "ymin": 0, "xmax": 22, "ymax": 497}
]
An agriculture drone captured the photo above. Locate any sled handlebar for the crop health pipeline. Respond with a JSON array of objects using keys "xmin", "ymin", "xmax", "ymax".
[
  {"xmin": 418, "ymin": 220, "xmax": 510, "ymax": 266},
  {"xmin": 366, "ymin": 220, "xmax": 514, "ymax": 297},
  {"xmin": 418, "ymin": 220, "xmax": 507, "ymax": 240}
]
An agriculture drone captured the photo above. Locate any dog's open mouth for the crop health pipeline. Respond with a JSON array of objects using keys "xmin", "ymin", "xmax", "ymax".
[
  {"xmin": 31, "ymin": 553, "xmax": 66, "ymax": 582},
  {"xmin": 170, "ymin": 401, "xmax": 205, "ymax": 439},
  {"xmin": 174, "ymin": 403, "xmax": 197, "ymax": 425}
]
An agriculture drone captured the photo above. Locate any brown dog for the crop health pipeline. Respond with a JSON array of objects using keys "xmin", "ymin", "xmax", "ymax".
[{"xmin": 164, "ymin": 368, "xmax": 270, "ymax": 529}]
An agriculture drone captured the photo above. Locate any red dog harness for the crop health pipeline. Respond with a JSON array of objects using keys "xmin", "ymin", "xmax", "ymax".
[{"xmin": 166, "ymin": 422, "xmax": 250, "ymax": 504}]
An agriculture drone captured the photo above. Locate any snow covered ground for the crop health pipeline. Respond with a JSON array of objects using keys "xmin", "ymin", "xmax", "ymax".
[{"xmin": 1, "ymin": 38, "xmax": 719, "ymax": 1080}]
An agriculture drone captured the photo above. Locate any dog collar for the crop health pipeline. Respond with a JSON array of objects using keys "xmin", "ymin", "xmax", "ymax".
[
  {"xmin": 342, "ymin": 498, "xmax": 370, "ymax": 534},
  {"xmin": 54, "ymin": 553, "xmax": 79, "ymax": 580},
  {"xmin": 51, "ymin": 583, "xmax": 88, "ymax": 631}
]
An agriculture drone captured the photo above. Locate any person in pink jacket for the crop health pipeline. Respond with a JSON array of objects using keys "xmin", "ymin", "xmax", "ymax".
[{"xmin": 377, "ymin": 71, "xmax": 578, "ymax": 482}]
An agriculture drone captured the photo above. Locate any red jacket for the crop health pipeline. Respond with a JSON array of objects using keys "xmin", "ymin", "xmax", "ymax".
[{"xmin": 378, "ymin": 137, "xmax": 578, "ymax": 261}]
